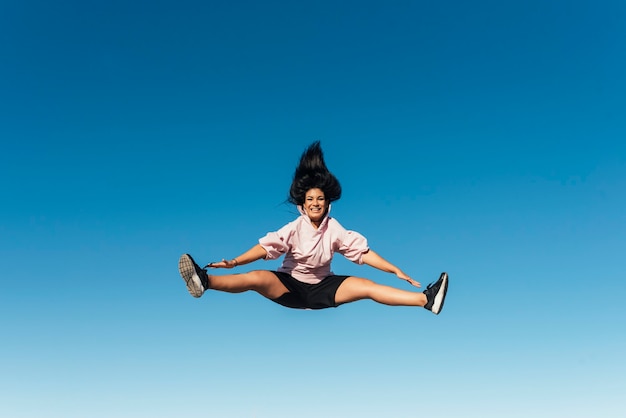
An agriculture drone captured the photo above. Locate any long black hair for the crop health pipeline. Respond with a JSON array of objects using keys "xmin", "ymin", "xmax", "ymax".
[{"xmin": 288, "ymin": 141, "xmax": 342, "ymax": 206}]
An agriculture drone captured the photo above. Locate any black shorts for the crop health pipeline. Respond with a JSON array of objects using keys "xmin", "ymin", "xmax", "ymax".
[{"xmin": 270, "ymin": 271, "xmax": 349, "ymax": 310}]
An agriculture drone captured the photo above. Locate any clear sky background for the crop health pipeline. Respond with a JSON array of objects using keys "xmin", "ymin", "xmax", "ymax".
[{"xmin": 1, "ymin": 1, "xmax": 625, "ymax": 417}]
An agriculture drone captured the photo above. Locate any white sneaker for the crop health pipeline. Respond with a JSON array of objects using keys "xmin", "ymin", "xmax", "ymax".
[
  {"xmin": 178, "ymin": 254, "xmax": 210, "ymax": 298},
  {"xmin": 423, "ymin": 272, "xmax": 448, "ymax": 315}
]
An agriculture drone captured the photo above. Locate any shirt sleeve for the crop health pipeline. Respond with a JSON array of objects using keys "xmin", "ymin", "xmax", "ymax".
[
  {"xmin": 258, "ymin": 222, "xmax": 294, "ymax": 260},
  {"xmin": 336, "ymin": 229, "xmax": 369, "ymax": 265}
]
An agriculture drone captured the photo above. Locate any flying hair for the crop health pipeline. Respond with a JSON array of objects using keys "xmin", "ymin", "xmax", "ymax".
[{"xmin": 288, "ymin": 141, "xmax": 342, "ymax": 206}]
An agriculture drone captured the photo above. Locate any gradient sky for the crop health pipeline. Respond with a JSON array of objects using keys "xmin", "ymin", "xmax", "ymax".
[{"xmin": 1, "ymin": 1, "xmax": 625, "ymax": 417}]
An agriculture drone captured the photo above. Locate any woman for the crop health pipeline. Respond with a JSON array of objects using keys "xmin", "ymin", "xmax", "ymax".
[{"xmin": 178, "ymin": 142, "xmax": 448, "ymax": 314}]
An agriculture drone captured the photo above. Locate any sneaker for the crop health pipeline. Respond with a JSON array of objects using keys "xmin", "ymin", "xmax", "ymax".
[
  {"xmin": 178, "ymin": 254, "xmax": 210, "ymax": 298},
  {"xmin": 423, "ymin": 272, "xmax": 449, "ymax": 315}
]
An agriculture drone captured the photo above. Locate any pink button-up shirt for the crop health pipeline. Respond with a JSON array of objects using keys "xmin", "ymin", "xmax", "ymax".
[{"xmin": 258, "ymin": 206, "xmax": 369, "ymax": 284}]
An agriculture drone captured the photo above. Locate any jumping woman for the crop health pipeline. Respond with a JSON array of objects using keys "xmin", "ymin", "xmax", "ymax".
[{"xmin": 178, "ymin": 141, "xmax": 448, "ymax": 314}]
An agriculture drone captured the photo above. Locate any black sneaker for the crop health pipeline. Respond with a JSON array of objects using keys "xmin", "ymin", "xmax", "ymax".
[
  {"xmin": 423, "ymin": 272, "xmax": 448, "ymax": 315},
  {"xmin": 178, "ymin": 254, "xmax": 210, "ymax": 298}
]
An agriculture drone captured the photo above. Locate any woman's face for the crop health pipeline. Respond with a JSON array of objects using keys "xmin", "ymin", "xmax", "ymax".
[{"xmin": 303, "ymin": 188, "xmax": 328, "ymax": 226}]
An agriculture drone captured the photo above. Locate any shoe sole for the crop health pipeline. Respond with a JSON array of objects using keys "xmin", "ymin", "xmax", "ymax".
[
  {"xmin": 431, "ymin": 272, "xmax": 448, "ymax": 315},
  {"xmin": 178, "ymin": 254, "xmax": 203, "ymax": 298}
]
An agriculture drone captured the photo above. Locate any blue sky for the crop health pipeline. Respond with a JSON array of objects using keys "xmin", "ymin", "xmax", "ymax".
[{"xmin": 1, "ymin": 0, "xmax": 625, "ymax": 417}]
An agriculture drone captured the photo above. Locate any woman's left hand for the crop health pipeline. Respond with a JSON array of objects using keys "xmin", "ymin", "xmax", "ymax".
[{"xmin": 397, "ymin": 271, "xmax": 421, "ymax": 288}]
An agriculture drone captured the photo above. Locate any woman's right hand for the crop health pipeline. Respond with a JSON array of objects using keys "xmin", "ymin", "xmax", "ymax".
[{"xmin": 205, "ymin": 259, "xmax": 238, "ymax": 269}]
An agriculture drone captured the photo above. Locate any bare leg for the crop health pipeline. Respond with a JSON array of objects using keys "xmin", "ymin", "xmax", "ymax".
[
  {"xmin": 208, "ymin": 270, "xmax": 289, "ymax": 300},
  {"xmin": 335, "ymin": 277, "xmax": 427, "ymax": 306}
]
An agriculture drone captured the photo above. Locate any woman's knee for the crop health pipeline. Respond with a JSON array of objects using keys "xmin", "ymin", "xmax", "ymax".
[
  {"xmin": 238, "ymin": 270, "xmax": 266, "ymax": 289},
  {"xmin": 246, "ymin": 270, "xmax": 288, "ymax": 298},
  {"xmin": 335, "ymin": 276, "xmax": 376, "ymax": 303},
  {"xmin": 354, "ymin": 277, "xmax": 378, "ymax": 298}
]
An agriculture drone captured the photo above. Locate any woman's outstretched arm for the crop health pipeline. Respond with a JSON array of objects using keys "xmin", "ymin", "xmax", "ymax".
[
  {"xmin": 207, "ymin": 244, "xmax": 268, "ymax": 269},
  {"xmin": 361, "ymin": 249, "xmax": 421, "ymax": 288}
]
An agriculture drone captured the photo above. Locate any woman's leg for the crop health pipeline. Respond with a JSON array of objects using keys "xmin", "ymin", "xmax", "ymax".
[
  {"xmin": 334, "ymin": 276, "xmax": 427, "ymax": 306},
  {"xmin": 208, "ymin": 270, "xmax": 289, "ymax": 300}
]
